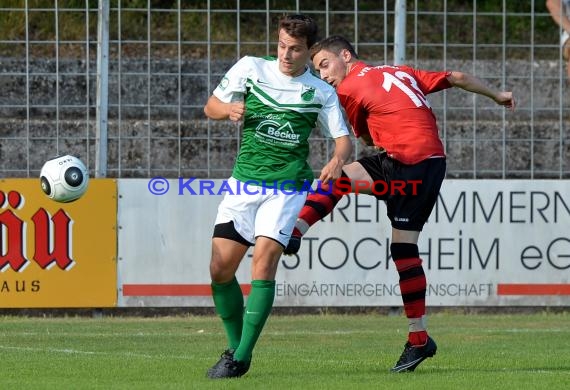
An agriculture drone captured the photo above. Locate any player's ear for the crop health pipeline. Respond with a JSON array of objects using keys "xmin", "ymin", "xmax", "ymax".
[{"xmin": 341, "ymin": 48, "xmax": 352, "ymax": 63}]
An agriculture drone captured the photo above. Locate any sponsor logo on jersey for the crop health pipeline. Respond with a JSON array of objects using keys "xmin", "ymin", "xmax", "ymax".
[{"xmin": 255, "ymin": 120, "xmax": 300, "ymax": 145}]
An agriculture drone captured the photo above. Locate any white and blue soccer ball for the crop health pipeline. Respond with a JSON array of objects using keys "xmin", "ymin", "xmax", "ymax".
[{"xmin": 40, "ymin": 155, "xmax": 89, "ymax": 203}]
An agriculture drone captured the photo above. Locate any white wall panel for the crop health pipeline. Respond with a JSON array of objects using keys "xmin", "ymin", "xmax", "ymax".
[{"xmin": 118, "ymin": 179, "xmax": 570, "ymax": 307}]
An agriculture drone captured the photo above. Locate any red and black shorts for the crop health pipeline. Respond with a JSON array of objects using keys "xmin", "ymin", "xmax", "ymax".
[{"xmin": 357, "ymin": 153, "xmax": 446, "ymax": 231}]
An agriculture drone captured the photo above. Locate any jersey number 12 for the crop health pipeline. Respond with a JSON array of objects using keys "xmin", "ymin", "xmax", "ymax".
[{"xmin": 382, "ymin": 71, "xmax": 431, "ymax": 108}]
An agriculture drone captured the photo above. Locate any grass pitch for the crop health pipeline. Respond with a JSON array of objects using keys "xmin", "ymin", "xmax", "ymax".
[{"xmin": 1, "ymin": 312, "xmax": 569, "ymax": 389}]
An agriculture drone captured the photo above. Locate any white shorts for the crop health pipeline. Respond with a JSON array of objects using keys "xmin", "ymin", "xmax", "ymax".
[{"xmin": 214, "ymin": 177, "xmax": 307, "ymax": 247}]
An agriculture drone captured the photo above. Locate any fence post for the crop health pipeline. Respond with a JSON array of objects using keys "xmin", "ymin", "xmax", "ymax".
[
  {"xmin": 95, "ymin": 0, "xmax": 110, "ymax": 178},
  {"xmin": 394, "ymin": 0, "xmax": 406, "ymax": 65}
]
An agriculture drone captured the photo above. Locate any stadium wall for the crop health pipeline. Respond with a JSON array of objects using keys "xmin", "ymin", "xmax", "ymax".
[{"xmin": 1, "ymin": 178, "xmax": 569, "ymax": 308}]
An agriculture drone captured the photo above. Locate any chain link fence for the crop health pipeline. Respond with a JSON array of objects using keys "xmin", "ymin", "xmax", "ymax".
[{"xmin": 0, "ymin": 1, "xmax": 568, "ymax": 179}]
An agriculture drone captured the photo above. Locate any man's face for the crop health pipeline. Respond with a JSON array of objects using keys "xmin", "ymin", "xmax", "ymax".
[
  {"xmin": 312, "ymin": 49, "xmax": 349, "ymax": 88},
  {"xmin": 277, "ymin": 29, "xmax": 310, "ymax": 77}
]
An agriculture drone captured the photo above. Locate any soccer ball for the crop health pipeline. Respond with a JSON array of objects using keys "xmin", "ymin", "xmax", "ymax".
[{"xmin": 40, "ymin": 155, "xmax": 89, "ymax": 203}]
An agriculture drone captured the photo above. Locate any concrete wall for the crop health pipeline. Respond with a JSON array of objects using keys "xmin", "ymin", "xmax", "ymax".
[{"xmin": 1, "ymin": 59, "xmax": 568, "ymax": 179}]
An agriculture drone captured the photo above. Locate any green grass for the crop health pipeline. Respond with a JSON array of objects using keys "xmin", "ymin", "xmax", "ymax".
[{"xmin": 1, "ymin": 312, "xmax": 569, "ymax": 389}]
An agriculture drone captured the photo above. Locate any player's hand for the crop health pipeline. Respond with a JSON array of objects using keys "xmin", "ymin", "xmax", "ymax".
[
  {"xmin": 495, "ymin": 91, "xmax": 516, "ymax": 111},
  {"xmin": 228, "ymin": 101, "xmax": 245, "ymax": 122},
  {"xmin": 318, "ymin": 156, "xmax": 344, "ymax": 185}
]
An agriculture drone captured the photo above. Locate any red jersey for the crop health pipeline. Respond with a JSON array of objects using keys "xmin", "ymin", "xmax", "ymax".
[{"xmin": 337, "ymin": 62, "xmax": 452, "ymax": 164}]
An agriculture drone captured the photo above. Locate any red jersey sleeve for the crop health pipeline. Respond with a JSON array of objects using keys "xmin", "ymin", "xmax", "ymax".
[{"xmin": 402, "ymin": 66, "xmax": 452, "ymax": 95}]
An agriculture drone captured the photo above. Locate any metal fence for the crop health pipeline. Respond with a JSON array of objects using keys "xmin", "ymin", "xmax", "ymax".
[{"xmin": 0, "ymin": 0, "xmax": 568, "ymax": 179}]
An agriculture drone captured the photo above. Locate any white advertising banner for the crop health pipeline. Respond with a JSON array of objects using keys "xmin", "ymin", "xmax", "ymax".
[{"xmin": 117, "ymin": 179, "xmax": 570, "ymax": 307}]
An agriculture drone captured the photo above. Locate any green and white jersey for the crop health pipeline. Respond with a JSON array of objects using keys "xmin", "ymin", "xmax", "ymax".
[{"xmin": 213, "ymin": 55, "xmax": 349, "ymax": 190}]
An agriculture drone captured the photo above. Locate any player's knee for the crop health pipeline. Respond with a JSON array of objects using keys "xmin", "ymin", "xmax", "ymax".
[
  {"xmin": 209, "ymin": 256, "xmax": 226, "ymax": 282},
  {"xmin": 390, "ymin": 242, "xmax": 419, "ymax": 260}
]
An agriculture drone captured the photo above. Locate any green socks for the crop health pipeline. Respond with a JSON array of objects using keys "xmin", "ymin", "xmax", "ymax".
[
  {"xmin": 234, "ymin": 279, "xmax": 276, "ymax": 363},
  {"xmin": 211, "ymin": 277, "xmax": 244, "ymax": 350},
  {"xmin": 212, "ymin": 278, "xmax": 276, "ymax": 362}
]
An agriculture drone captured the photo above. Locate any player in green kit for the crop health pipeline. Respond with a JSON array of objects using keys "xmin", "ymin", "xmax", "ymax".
[{"xmin": 203, "ymin": 14, "xmax": 352, "ymax": 379}]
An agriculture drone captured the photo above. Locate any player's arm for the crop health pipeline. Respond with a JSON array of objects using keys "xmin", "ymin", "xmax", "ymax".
[
  {"xmin": 446, "ymin": 71, "xmax": 516, "ymax": 111},
  {"xmin": 204, "ymin": 95, "xmax": 245, "ymax": 122},
  {"xmin": 547, "ymin": 0, "xmax": 570, "ymax": 34},
  {"xmin": 316, "ymin": 88, "xmax": 353, "ymax": 182},
  {"xmin": 318, "ymin": 135, "xmax": 352, "ymax": 183}
]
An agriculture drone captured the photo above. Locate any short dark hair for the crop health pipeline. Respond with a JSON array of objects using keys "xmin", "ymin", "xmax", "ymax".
[
  {"xmin": 309, "ymin": 35, "xmax": 359, "ymax": 60},
  {"xmin": 278, "ymin": 14, "xmax": 320, "ymax": 49}
]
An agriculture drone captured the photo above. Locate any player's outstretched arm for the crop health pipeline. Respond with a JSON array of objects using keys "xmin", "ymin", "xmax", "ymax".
[
  {"xmin": 446, "ymin": 71, "xmax": 516, "ymax": 111},
  {"xmin": 546, "ymin": 0, "xmax": 570, "ymax": 34}
]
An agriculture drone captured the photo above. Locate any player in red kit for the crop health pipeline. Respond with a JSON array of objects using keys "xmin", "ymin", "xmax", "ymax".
[{"xmin": 284, "ymin": 35, "xmax": 516, "ymax": 372}]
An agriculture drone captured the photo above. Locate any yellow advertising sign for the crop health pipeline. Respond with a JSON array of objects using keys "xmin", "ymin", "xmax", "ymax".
[{"xmin": 0, "ymin": 178, "xmax": 117, "ymax": 308}]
